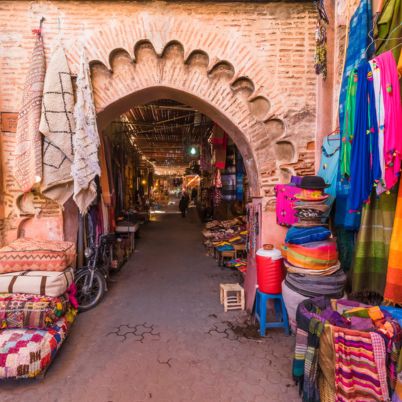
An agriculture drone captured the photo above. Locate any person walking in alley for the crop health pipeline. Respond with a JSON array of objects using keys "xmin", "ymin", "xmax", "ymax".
[{"xmin": 179, "ymin": 190, "xmax": 190, "ymax": 217}]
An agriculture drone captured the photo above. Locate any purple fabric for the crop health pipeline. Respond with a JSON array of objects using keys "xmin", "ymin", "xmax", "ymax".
[
  {"xmin": 274, "ymin": 184, "xmax": 301, "ymax": 226},
  {"xmin": 291, "ymin": 176, "xmax": 303, "ymax": 186},
  {"xmin": 350, "ymin": 316, "xmax": 374, "ymax": 330}
]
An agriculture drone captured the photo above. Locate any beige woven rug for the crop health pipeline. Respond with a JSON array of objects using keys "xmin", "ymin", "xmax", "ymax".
[
  {"xmin": 39, "ymin": 41, "xmax": 75, "ymax": 205},
  {"xmin": 13, "ymin": 32, "xmax": 45, "ymax": 192}
]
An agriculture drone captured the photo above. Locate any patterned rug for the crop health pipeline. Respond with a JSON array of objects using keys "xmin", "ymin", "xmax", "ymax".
[
  {"xmin": 72, "ymin": 49, "xmax": 101, "ymax": 214},
  {"xmin": 13, "ymin": 31, "xmax": 45, "ymax": 192},
  {"xmin": 39, "ymin": 40, "xmax": 74, "ymax": 205}
]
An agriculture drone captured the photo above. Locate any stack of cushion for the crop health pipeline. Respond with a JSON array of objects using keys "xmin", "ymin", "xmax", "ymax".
[
  {"xmin": 281, "ymin": 226, "xmax": 346, "ymax": 331},
  {"xmin": 0, "ymin": 238, "xmax": 77, "ymax": 379}
]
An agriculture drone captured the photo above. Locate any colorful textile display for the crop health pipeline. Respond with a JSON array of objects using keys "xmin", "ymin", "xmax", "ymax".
[
  {"xmin": 384, "ymin": 181, "xmax": 402, "ymax": 304},
  {"xmin": 333, "ymin": 327, "xmax": 389, "ymax": 401},
  {"xmin": 39, "ymin": 40, "xmax": 75, "ymax": 205},
  {"xmin": 282, "ymin": 240, "xmax": 338, "ymax": 270},
  {"xmin": 72, "ymin": 49, "xmax": 101, "ymax": 215},
  {"xmin": 375, "ymin": 51, "xmax": 402, "ymax": 192},
  {"xmin": 0, "ymin": 268, "xmax": 74, "ymax": 297},
  {"xmin": 274, "ymin": 184, "xmax": 301, "ymax": 226},
  {"xmin": 0, "ymin": 238, "xmax": 76, "ymax": 274},
  {"xmin": 348, "ymin": 60, "xmax": 381, "ymax": 213},
  {"xmin": 351, "ymin": 188, "xmax": 397, "ymax": 297},
  {"xmin": 285, "ymin": 226, "xmax": 331, "ymax": 245},
  {"xmin": 375, "ymin": 0, "xmax": 402, "ymax": 62},
  {"xmin": 340, "ymin": 72, "xmax": 357, "ymax": 179},
  {"xmin": 318, "ymin": 134, "xmax": 340, "ymax": 198},
  {"xmin": 13, "ymin": 30, "xmax": 45, "ymax": 192},
  {"xmin": 0, "ymin": 312, "xmax": 75, "ymax": 379},
  {"xmin": 293, "ymin": 297, "xmax": 329, "ymax": 402},
  {"xmin": 284, "ymin": 260, "xmax": 341, "ymax": 276},
  {"xmin": 0, "ymin": 293, "xmax": 69, "ymax": 329},
  {"xmin": 285, "ymin": 269, "xmax": 346, "ymax": 298}
]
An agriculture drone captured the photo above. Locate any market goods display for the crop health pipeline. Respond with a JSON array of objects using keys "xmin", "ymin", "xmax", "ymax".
[{"xmin": 0, "ymin": 237, "xmax": 77, "ymax": 379}]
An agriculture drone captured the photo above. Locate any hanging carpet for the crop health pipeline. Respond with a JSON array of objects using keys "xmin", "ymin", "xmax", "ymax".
[
  {"xmin": 39, "ymin": 41, "xmax": 75, "ymax": 205},
  {"xmin": 13, "ymin": 30, "xmax": 45, "ymax": 193},
  {"xmin": 72, "ymin": 50, "xmax": 101, "ymax": 215}
]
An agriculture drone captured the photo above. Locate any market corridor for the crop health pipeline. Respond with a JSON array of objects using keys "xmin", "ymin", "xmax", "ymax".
[{"xmin": 2, "ymin": 209, "xmax": 299, "ymax": 402}]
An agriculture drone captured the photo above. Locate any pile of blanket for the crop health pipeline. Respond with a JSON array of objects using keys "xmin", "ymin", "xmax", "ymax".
[
  {"xmin": 202, "ymin": 217, "xmax": 247, "ymax": 252},
  {"xmin": 292, "ymin": 296, "xmax": 402, "ymax": 402},
  {"xmin": 0, "ymin": 238, "xmax": 77, "ymax": 379}
]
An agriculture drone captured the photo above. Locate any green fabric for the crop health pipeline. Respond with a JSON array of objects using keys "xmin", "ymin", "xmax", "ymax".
[
  {"xmin": 340, "ymin": 70, "xmax": 357, "ymax": 178},
  {"xmin": 335, "ymin": 227, "xmax": 356, "ymax": 272},
  {"xmin": 351, "ymin": 188, "xmax": 398, "ymax": 297},
  {"xmin": 375, "ymin": 0, "xmax": 402, "ymax": 62}
]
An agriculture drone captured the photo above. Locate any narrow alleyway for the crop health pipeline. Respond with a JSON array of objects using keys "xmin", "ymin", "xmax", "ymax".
[{"xmin": 2, "ymin": 208, "xmax": 299, "ymax": 402}]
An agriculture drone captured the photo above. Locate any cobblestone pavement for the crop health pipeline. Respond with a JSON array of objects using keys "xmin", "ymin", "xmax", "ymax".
[{"xmin": 1, "ymin": 207, "xmax": 299, "ymax": 402}]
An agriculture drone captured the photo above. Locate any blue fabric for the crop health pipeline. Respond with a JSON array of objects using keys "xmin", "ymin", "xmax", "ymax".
[
  {"xmin": 318, "ymin": 135, "xmax": 340, "ymax": 198},
  {"xmin": 348, "ymin": 61, "xmax": 381, "ymax": 212},
  {"xmin": 380, "ymin": 306, "xmax": 402, "ymax": 326},
  {"xmin": 285, "ymin": 226, "xmax": 331, "ymax": 245},
  {"xmin": 336, "ymin": 0, "xmax": 373, "ymax": 229}
]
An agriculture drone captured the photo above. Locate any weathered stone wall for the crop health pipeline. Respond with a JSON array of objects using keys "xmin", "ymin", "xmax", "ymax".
[{"xmin": 0, "ymin": 0, "xmax": 318, "ymax": 245}]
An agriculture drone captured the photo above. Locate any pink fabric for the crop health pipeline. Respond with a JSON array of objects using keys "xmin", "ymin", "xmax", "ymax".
[
  {"xmin": 375, "ymin": 51, "xmax": 402, "ymax": 191},
  {"xmin": 274, "ymin": 184, "xmax": 302, "ymax": 226},
  {"xmin": 67, "ymin": 283, "xmax": 79, "ymax": 309}
]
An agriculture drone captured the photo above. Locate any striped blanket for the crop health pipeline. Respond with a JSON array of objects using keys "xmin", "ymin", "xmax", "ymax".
[
  {"xmin": 283, "ymin": 240, "xmax": 338, "ymax": 270},
  {"xmin": 334, "ymin": 327, "xmax": 389, "ymax": 401}
]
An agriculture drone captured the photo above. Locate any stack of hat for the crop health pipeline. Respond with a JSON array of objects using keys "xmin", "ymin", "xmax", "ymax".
[
  {"xmin": 0, "ymin": 238, "xmax": 77, "ymax": 379},
  {"xmin": 292, "ymin": 176, "xmax": 330, "ymax": 227},
  {"xmin": 279, "ymin": 176, "xmax": 346, "ymax": 331}
]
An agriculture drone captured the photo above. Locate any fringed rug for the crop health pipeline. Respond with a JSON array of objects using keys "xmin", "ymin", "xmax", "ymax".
[
  {"xmin": 13, "ymin": 31, "xmax": 45, "ymax": 192},
  {"xmin": 39, "ymin": 40, "xmax": 74, "ymax": 205}
]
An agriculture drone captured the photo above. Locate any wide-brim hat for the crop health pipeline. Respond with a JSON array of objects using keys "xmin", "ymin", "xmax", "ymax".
[
  {"xmin": 299, "ymin": 175, "xmax": 329, "ymax": 190},
  {"xmin": 295, "ymin": 190, "xmax": 329, "ymax": 202}
]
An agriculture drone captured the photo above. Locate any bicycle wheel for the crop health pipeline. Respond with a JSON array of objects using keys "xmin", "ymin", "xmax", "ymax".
[{"xmin": 75, "ymin": 270, "xmax": 106, "ymax": 312}]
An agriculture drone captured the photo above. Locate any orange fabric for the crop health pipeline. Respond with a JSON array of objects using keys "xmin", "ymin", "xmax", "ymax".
[
  {"xmin": 99, "ymin": 134, "xmax": 112, "ymax": 207},
  {"xmin": 384, "ymin": 181, "xmax": 402, "ymax": 304}
]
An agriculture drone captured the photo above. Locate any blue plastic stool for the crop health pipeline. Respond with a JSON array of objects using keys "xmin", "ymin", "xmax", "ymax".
[{"xmin": 254, "ymin": 289, "xmax": 290, "ymax": 336}]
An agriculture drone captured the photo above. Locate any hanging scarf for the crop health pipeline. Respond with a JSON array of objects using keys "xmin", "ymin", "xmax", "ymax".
[
  {"xmin": 72, "ymin": 49, "xmax": 101, "ymax": 215},
  {"xmin": 293, "ymin": 297, "xmax": 330, "ymax": 402},
  {"xmin": 369, "ymin": 59, "xmax": 387, "ymax": 194},
  {"xmin": 336, "ymin": 0, "xmax": 373, "ymax": 230},
  {"xmin": 348, "ymin": 61, "xmax": 381, "ymax": 213},
  {"xmin": 375, "ymin": 51, "xmax": 402, "ymax": 192},
  {"xmin": 14, "ymin": 30, "xmax": 45, "ymax": 192},
  {"xmin": 384, "ymin": 180, "xmax": 402, "ymax": 304},
  {"xmin": 351, "ymin": 187, "xmax": 398, "ymax": 298},
  {"xmin": 340, "ymin": 70, "xmax": 357, "ymax": 178},
  {"xmin": 39, "ymin": 40, "xmax": 75, "ymax": 205}
]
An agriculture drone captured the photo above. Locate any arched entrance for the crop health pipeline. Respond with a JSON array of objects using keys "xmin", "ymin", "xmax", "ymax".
[{"xmin": 97, "ymin": 85, "xmax": 260, "ymax": 197}]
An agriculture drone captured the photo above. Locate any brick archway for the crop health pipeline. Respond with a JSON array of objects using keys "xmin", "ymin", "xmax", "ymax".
[{"xmin": 66, "ymin": 15, "xmax": 299, "ymax": 201}]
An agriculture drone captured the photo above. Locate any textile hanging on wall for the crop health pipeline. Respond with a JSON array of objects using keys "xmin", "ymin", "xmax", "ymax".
[
  {"xmin": 351, "ymin": 188, "xmax": 397, "ymax": 298},
  {"xmin": 336, "ymin": 0, "xmax": 373, "ymax": 230},
  {"xmin": 39, "ymin": 41, "xmax": 75, "ymax": 205},
  {"xmin": 318, "ymin": 134, "xmax": 340, "ymax": 198},
  {"xmin": 14, "ymin": 30, "xmax": 45, "ymax": 193},
  {"xmin": 384, "ymin": 181, "xmax": 402, "ymax": 304},
  {"xmin": 348, "ymin": 61, "xmax": 381, "ymax": 213},
  {"xmin": 72, "ymin": 49, "xmax": 101, "ymax": 215},
  {"xmin": 375, "ymin": 51, "xmax": 402, "ymax": 192},
  {"xmin": 374, "ymin": 0, "xmax": 402, "ymax": 62}
]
